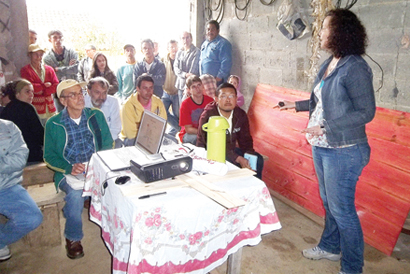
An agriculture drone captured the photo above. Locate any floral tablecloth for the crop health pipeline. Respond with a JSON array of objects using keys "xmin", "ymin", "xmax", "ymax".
[{"xmin": 84, "ymin": 153, "xmax": 281, "ymax": 274}]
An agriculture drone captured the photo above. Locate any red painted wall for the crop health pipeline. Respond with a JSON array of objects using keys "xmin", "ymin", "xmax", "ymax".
[{"xmin": 248, "ymin": 84, "xmax": 410, "ymax": 255}]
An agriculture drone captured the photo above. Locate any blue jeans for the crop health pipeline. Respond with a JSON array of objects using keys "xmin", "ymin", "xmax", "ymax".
[
  {"xmin": 183, "ymin": 133, "xmax": 198, "ymax": 145},
  {"xmin": 59, "ymin": 178, "xmax": 86, "ymax": 242},
  {"xmin": 0, "ymin": 184, "xmax": 43, "ymax": 248},
  {"xmin": 313, "ymin": 143, "xmax": 370, "ymax": 274},
  {"xmin": 162, "ymin": 92, "xmax": 180, "ymax": 136}
]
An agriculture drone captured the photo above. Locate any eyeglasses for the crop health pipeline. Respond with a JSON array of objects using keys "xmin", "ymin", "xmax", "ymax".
[
  {"xmin": 219, "ymin": 94, "xmax": 236, "ymax": 100},
  {"xmin": 61, "ymin": 90, "xmax": 86, "ymax": 99}
]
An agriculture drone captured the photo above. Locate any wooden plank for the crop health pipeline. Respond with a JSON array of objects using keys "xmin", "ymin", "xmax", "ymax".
[
  {"xmin": 22, "ymin": 162, "xmax": 54, "ymax": 187},
  {"xmin": 227, "ymin": 248, "xmax": 242, "ymax": 274},
  {"xmin": 254, "ymin": 141, "xmax": 316, "ymax": 180},
  {"xmin": 355, "ymin": 183, "xmax": 409, "ymax": 226},
  {"xmin": 26, "ymin": 183, "xmax": 65, "ymax": 207},
  {"xmin": 180, "ymin": 173, "xmax": 247, "ymax": 209},
  {"xmin": 122, "ymin": 169, "xmax": 252, "ymax": 209},
  {"xmin": 368, "ymin": 137, "xmax": 410, "ymax": 174},
  {"xmin": 367, "ymin": 108, "xmax": 410, "ymax": 147},
  {"xmin": 360, "ymin": 160, "xmax": 410, "ymax": 202}
]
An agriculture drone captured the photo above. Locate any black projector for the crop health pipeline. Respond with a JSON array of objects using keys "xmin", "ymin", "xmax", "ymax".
[{"xmin": 130, "ymin": 156, "xmax": 193, "ymax": 183}]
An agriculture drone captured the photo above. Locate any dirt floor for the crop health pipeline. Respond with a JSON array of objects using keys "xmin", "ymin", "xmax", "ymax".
[{"xmin": 1, "ymin": 198, "xmax": 409, "ymax": 274}]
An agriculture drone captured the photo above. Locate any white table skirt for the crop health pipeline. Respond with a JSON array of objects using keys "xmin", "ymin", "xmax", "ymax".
[{"xmin": 84, "ymin": 153, "xmax": 281, "ymax": 274}]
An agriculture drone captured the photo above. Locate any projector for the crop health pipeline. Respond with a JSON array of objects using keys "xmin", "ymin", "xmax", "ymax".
[{"xmin": 130, "ymin": 156, "xmax": 193, "ymax": 183}]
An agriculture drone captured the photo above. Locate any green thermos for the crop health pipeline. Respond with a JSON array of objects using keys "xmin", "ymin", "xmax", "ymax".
[{"xmin": 202, "ymin": 116, "xmax": 229, "ymax": 163}]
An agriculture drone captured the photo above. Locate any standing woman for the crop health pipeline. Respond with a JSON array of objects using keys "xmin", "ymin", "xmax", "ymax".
[
  {"xmin": 88, "ymin": 52, "xmax": 119, "ymax": 95},
  {"xmin": 20, "ymin": 44, "xmax": 59, "ymax": 125},
  {"xmin": 278, "ymin": 9, "xmax": 375, "ymax": 274}
]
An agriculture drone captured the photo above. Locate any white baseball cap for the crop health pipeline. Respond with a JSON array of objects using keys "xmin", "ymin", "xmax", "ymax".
[{"xmin": 56, "ymin": 79, "xmax": 87, "ymax": 98}]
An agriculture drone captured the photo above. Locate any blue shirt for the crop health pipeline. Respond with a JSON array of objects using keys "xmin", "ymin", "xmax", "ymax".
[
  {"xmin": 61, "ymin": 109, "xmax": 95, "ymax": 164},
  {"xmin": 200, "ymin": 35, "xmax": 232, "ymax": 82}
]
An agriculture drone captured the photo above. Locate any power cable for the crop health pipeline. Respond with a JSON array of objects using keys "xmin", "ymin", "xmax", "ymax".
[
  {"xmin": 260, "ymin": 0, "xmax": 276, "ymax": 5},
  {"xmin": 234, "ymin": 0, "xmax": 252, "ymax": 21},
  {"xmin": 365, "ymin": 53, "xmax": 384, "ymax": 93},
  {"xmin": 206, "ymin": 0, "xmax": 225, "ymax": 23},
  {"xmin": 336, "ymin": 0, "xmax": 357, "ymax": 9}
]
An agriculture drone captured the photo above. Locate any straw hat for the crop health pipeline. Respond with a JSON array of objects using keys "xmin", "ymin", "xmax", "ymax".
[{"xmin": 28, "ymin": 44, "xmax": 46, "ymax": 53}]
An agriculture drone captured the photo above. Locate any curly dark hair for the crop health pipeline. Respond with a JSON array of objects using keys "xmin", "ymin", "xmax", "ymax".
[
  {"xmin": 89, "ymin": 52, "xmax": 113, "ymax": 79},
  {"xmin": 326, "ymin": 9, "xmax": 368, "ymax": 58}
]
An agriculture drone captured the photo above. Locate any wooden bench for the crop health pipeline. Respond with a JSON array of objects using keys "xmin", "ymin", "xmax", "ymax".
[
  {"xmin": 248, "ymin": 84, "xmax": 410, "ymax": 256},
  {"xmin": 21, "ymin": 163, "xmax": 65, "ymax": 247}
]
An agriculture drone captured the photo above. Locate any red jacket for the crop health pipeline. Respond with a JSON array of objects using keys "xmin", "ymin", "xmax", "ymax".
[
  {"xmin": 20, "ymin": 64, "xmax": 58, "ymax": 115},
  {"xmin": 197, "ymin": 101, "xmax": 255, "ymax": 163}
]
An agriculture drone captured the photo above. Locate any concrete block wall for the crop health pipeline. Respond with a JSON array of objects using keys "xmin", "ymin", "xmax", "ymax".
[{"xmin": 205, "ymin": 0, "xmax": 410, "ymax": 112}]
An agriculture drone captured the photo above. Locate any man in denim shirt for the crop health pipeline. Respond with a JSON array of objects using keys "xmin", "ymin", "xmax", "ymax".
[
  {"xmin": 199, "ymin": 20, "xmax": 232, "ymax": 85},
  {"xmin": 0, "ymin": 119, "xmax": 43, "ymax": 261}
]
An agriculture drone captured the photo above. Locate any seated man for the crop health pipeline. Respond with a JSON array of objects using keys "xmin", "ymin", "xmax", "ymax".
[
  {"xmin": 44, "ymin": 79, "xmax": 113, "ymax": 259},
  {"xmin": 85, "ymin": 77, "xmax": 122, "ymax": 147},
  {"xmin": 179, "ymin": 75, "xmax": 213, "ymax": 145},
  {"xmin": 197, "ymin": 83, "xmax": 264, "ymax": 179},
  {"xmin": 120, "ymin": 74, "xmax": 167, "ymax": 146},
  {"xmin": 0, "ymin": 119, "xmax": 43, "ymax": 261}
]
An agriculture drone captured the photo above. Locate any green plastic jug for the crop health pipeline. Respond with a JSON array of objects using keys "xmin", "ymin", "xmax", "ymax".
[{"xmin": 202, "ymin": 116, "xmax": 229, "ymax": 163}]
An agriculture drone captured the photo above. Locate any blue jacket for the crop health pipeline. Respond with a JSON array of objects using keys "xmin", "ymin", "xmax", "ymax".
[
  {"xmin": 133, "ymin": 58, "xmax": 166, "ymax": 98},
  {"xmin": 200, "ymin": 35, "xmax": 232, "ymax": 82},
  {"xmin": 295, "ymin": 55, "xmax": 376, "ymax": 147},
  {"xmin": 0, "ymin": 119, "xmax": 28, "ymax": 190}
]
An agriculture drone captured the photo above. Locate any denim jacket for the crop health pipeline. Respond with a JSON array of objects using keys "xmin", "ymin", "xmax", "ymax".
[
  {"xmin": 0, "ymin": 119, "xmax": 28, "ymax": 190},
  {"xmin": 200, "ymin": 35, "xmax": 232, "ymax": 82},
  {"xmin": 295, "ymin": 55, "xmax": 376, "ymax": 147}
]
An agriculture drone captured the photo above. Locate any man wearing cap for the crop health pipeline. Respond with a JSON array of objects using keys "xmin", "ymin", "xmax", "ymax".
[
  {"xmin": 44, "ymin": 79, "xmax": 113, "ymax": 260},
  {"xmin": 21, "ymin": 44, "xmax": 59, "ymax": 125},
  {"xmin": 134, "ymin": 39, "xmax": 166, "ymax": 98},
  {"xmin": 77, "ymin": 44, "xmax": 96, "ymax": 83},
  {"xmin": 120, "ymin": 74, "xmax": 167, "ymax": 146},
  {"xmin": 43, "ymin": 30, "xmax": 79, "ymax": 82},
  {"xmin": 85, "ymin": 77, "xmax": 122, "ymax": 147},
  {"xmin": 116, "ymin": 44, "xmax": 137, "ymax": 102}
]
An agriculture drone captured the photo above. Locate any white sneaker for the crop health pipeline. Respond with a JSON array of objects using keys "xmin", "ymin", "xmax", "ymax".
[
  {"xmin": 0, "ymin": 246, "xmax": 11, "ymax": 261},
  {"xmin": 302, "ymin": 246, "xmax": 341, "ymax": 261}
]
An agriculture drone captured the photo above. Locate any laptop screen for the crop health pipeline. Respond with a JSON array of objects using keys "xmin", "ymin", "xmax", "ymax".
[{"xmin": 135, "ymin": 110, "xmax": 167, "ymax": 155}]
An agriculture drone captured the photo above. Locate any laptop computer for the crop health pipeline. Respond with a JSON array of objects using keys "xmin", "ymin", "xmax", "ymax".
[{"xmin": 97, "ymin": 110, "xmax": 167, "ymax": 171}]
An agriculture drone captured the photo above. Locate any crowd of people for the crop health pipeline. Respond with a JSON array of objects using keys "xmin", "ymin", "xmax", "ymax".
[
  {"xmin": 1, "ymin": 9, "xmax": 375, "ymax": 274},
  {"xmin": 0, "ymin": 19, "xmax": 261, "ymax": 262}
]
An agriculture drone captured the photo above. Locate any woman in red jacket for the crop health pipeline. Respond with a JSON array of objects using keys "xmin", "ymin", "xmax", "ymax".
[{"xmin": 20, "ymin": 44, "xmax": 59, "ymax": 125}]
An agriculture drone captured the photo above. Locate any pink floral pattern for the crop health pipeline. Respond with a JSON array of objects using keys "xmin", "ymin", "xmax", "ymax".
[{"xmin": 84, "ymin": 153, "xmax": 282, "ymax": 274}]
